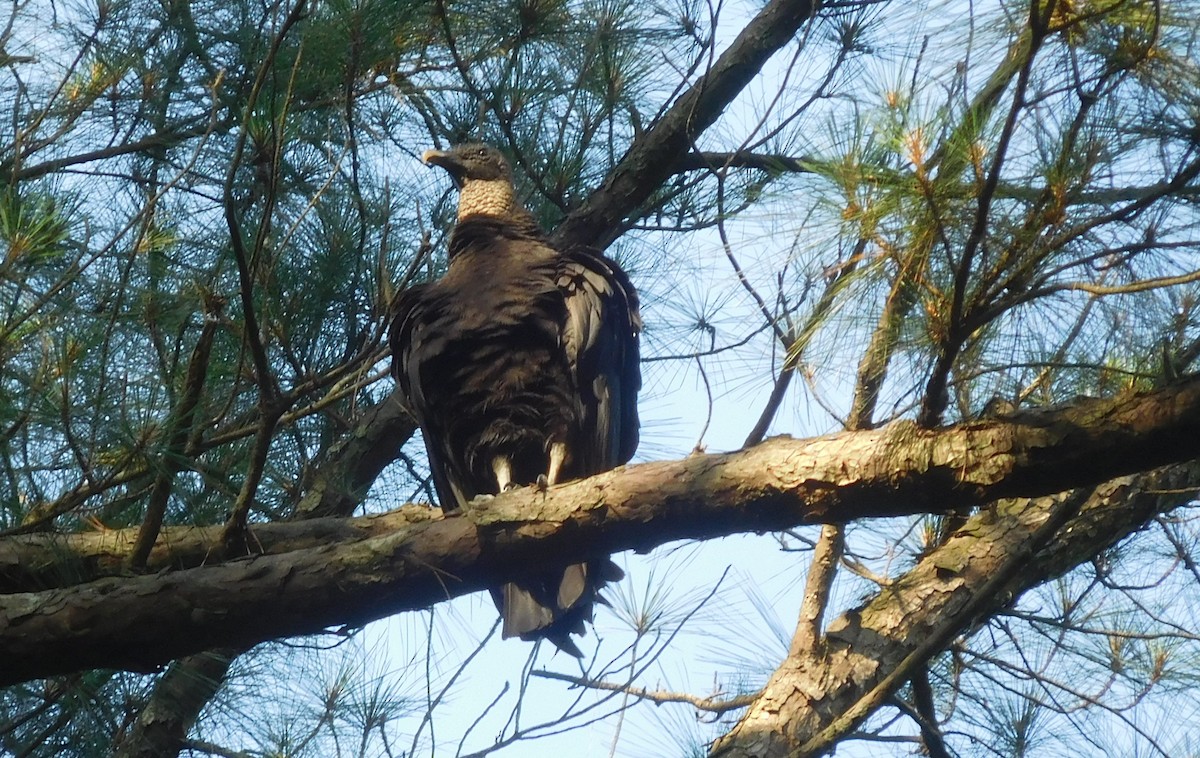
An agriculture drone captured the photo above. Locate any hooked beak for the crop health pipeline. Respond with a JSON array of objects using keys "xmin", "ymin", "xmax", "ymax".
[{"xmin": 421, "ymin": 149, "xmax": 465, "ymax": 188}]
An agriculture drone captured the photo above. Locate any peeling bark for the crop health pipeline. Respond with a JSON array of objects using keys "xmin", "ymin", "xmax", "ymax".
[{"xmin": 1, "ymin": 378, "xmax": 1199, "ymax": 685}]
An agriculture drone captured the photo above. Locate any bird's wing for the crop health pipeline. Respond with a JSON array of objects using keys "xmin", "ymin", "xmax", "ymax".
[
  {"xmin": 389, "ymin": 283, "xmax": 474, "ymax": 510},
  {"xmin": 388, "ymin": 283, "xmax": 428, "ymax": 419},
  {"xmin": 558, "ymin": 251, "xmax": 641, "ymax": 474}
]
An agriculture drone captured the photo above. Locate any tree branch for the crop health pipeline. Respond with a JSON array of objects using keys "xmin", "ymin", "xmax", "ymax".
[
  {"xmin": 296, "ymin": 388, "xmax": 418, "ymax": 518},
  {"xmin": 899, "ymin": 673, "xmax": 953, "ymax": 758},
  {"xmin": 113, "ymin": 649, "xmax": 242, "ymax": 758},
  {"xmin": 672, "ymin": 151, "xmax": 814, "ymax": 175},
  {"xmin": 129, "ymin": 308, "xmax": 220, "ymax": 571},
  {"xmin": 3, "ymin": 378, "xmax": 1200, "ymax": 684},
  {"xmin": 550, "ymin": 0, "xmax": 819, "ymax": 252},
  {"xmin": 711, "ymin": 464, "xmax": 1200, "ymax": 757}
]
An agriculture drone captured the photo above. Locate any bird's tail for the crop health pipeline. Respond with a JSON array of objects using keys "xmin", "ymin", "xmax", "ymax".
[{"xmin": 493, "ymin": 558, "xmax": 625, "ymax": 657}]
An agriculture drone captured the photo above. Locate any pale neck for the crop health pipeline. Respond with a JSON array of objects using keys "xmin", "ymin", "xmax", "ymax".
[{"xmin": 457, "ymin": 179, "xmax": 517, "ymax": 220}]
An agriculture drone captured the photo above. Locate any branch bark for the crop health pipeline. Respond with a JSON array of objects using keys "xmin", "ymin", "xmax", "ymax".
[
  {"xmin": 296, "ymin": 388, "xmax": 417, "ymax": 518},
  {"xmin": 2, "ymin": 377, "xmax": 1200, "ymax": 685}
]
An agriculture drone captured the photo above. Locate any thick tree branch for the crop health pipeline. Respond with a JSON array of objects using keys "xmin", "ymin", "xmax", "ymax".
[
  {"xmin": 7, "ymin": 375, "xmax": 1200, "ymax": 590},
  {"xmin": 550, "ymin": 0, "xmax": 818, "ymax": 252},
  {"xmin": 2, "ymin": 377, "xmax": 1200, "ymax": 684},
  {"xmin": 0, "ymin": 505, "xmax": 440, "ymax": 592},
  {"xmin": 710, "ymin": 464, "xmax": 1200, "ymax": 757},
  {"xmin": 113, "ymin": 649, "xmax": 242, "ymax": 758}
]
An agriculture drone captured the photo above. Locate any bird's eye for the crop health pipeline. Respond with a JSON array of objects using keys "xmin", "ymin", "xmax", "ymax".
[{"xmin": 477, "ymin": 148, "xmax": 487, "ymax": 156}]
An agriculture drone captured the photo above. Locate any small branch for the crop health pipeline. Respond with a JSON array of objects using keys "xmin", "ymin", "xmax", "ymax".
[
  {"xmin": 221, "ymin": 403, "xmax": 286, "ymax": 537},
  {"xmin": 221, "ymin": 0, "xmax": 310, "ymax": 406},
  {"xmin": 410, "ymin": 618, "xmax": 500, "ymax": 756},
  {"xmin": 531, "ymin": 670, "xmax": 760, "ymax": 714},
  {"xmin": 908, "ymin": 667, "xmax": 952, "ymax": 758},
  {"xmin": 715, "ymin": 179, "xmax": 787, "ymax": 342},
  {"xmin": 1058, "ymin": 268, "xmax": 1200, "ymax": 296},
  {"xmin": 919, "ymin": 12, "xmax": 1050, "ymax": 427},
  {"xmin": 672, "ymin": 151, "xmax": 814, "ymax": 175},
  {"xmin": 178, "ymin": 739, "xmax": 252, "ymax": 758},
  {"xmin": 792, "ymin": 524, "xmax": 844, "ymax": 655},
  {"xmin": 643, "ymin": 322, "xmax": 773, "ymax": 363},
  {"xmin": 745, "ymin": 238, "xmax": 869, "ymax": 445},
  {"xmin": 6, "ymin": 117, "xmax": 228, "ymax": 182},
  {"xmin": 671, "ymin": 152, "xmax": 1200, "ymax": 207},
  {"xmin": 744, "ymin": 368, "xmax": 796, "ymax": 447},
  {"xmin": 129, "ymin": 305, "xmax": 221, "ymax": 571}
]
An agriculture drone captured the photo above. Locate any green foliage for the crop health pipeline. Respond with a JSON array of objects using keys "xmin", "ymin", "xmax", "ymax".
[
  {"xmin": 0, "ymin": 671, "xmax": 145, "ymax": 757},
  {"xmin": 2, "ymin": 0, "xmax": 1200, "ymax": 755},
  {"xmin": 0, "ymin": 188, "xmax": 72, "ymax": 276}
]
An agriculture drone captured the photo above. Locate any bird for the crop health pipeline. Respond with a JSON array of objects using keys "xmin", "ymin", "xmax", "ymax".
[{"xmin": 389, "ymin": 142, "xmax": 641, "ymax": 656}]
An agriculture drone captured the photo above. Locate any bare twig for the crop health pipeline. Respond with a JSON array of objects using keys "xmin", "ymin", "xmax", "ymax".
[{"xmin": 531, "ymin": 670, "xmax": 759, "ymax": 714}]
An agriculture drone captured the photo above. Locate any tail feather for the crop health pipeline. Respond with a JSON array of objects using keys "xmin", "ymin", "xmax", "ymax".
[
  {"xmin": 556, "ymin": 563, "xmax": 587, "ymax": 610},
  {"xmin": 494, "ymin": 558, "xmax": 624, "ymax": 657}
]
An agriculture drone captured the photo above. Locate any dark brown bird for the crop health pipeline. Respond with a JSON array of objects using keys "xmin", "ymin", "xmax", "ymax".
[{"xmin": 390, "ymin": 143, "xmax": 641, "ymax": 656}]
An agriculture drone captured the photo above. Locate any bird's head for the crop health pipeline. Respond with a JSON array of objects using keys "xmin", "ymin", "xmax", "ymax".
[
  {"xmin": 421, "ymin": 143, "xmax": 513, "ymax": 188},
  {"xmin": 423, "ymin": 144, "xmax": 523, "ymax": 221}
]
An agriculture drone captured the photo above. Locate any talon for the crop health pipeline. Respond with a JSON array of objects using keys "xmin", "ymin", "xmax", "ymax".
[{"xmin": 535, "ymin": 473, "xmax": 549, "ymax": 491}]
